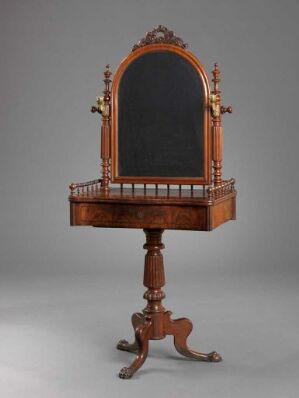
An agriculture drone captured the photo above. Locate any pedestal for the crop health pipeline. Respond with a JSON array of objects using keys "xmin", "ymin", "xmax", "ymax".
[{"xmin": 117, "ymin": 229, "xmax": 222, "ymax": 379}]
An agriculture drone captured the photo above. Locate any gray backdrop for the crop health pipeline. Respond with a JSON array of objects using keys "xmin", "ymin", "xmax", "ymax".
[{"xmin": 1, "ymin": 1, "xmax": 298, "ymax": 397}]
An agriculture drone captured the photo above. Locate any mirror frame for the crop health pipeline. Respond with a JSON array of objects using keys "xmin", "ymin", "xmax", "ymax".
[{"xmin": 111, "ymin": 43, "xmax": 211, "ymax": 185}]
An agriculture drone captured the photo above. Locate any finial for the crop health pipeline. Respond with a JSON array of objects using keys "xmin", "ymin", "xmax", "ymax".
[
  {"xmin": 104, "ymin": 64, "xmax": 112, "ymax": 80},
  {"xmin": 212, "ymin": 63, "xmax": 221, "ymax": 94}
]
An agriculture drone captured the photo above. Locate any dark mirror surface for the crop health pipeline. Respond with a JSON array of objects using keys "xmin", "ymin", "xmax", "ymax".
[{"xmin": 118, "ymin": 51, "xmax": 205, "ymax": 177}]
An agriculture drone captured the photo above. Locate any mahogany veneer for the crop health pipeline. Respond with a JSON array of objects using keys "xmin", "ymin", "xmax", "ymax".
[
  {"xmin": 69, "ymin": 25, "xmax": 236, "ymax": 379},
  {"xmin": 70, "ymin": 188, "xmax": 236, "ymax": 231}
]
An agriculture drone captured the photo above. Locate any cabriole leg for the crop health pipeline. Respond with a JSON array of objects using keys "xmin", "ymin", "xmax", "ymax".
[
  {"xmin": 163, "ymin": 311, "xmax": 222, "ymax": 362},
  {"xmin": 118, "ymin": 317, "xmax": 152, "ymax": 379},
  {"xmin": 117, "ymin": 312, "xmax": 145, "ymax": 354}
]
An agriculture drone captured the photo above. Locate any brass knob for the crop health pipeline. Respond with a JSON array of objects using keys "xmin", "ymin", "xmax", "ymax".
[
  {"xmin": 90, "ymin": 96, "xmax": 105, "ymax": 114},
  {"xmin": 90, "ymin": 106, "xmax": 101, "ymax": 114},
  {"xmin": 221, "ymin": 106, "xmax": 232, "ymax": 114}
]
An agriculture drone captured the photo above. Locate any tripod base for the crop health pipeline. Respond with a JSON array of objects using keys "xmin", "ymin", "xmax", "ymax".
[{"xmin": 116, "ymin": 229, "xmax": 222, "ymax": 379}]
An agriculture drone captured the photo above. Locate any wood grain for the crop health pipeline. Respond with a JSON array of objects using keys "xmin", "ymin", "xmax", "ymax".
[{"xmin": 70, "ymin": 188, "xmax": 236, "ymax": 231}]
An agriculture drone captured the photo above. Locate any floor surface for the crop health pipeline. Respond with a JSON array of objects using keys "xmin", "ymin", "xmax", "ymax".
[{"xmin": 0, "ymin": 270, "xmax": 298, "ymax": 398}]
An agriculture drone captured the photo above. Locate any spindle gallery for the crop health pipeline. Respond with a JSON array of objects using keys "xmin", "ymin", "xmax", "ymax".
[{"xmin": 69, "ymin": 25, "xmax": 236, "ymax": 379}]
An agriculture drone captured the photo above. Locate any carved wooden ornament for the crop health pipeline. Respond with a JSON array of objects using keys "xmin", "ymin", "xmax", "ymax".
[{"xmin": 132, "ymin": 25, "xmax": 188, "ymax": 51}]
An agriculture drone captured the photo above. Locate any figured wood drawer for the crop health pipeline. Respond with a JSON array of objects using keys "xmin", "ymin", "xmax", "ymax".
[{"xmin": 70, "ymin": 203, "xmax": 208, "ymax": 231}]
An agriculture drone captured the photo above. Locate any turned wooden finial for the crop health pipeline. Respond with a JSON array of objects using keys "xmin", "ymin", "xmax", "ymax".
[
  {"xmin": 212, "ymin": 63, "xmax": 220, "ymax": 95},
  {"xmin": 103, "ymin": 65, "xmax": 112, "ymax": 98}
]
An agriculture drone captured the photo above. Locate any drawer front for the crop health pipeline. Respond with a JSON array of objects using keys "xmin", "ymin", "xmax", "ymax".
[{"xmin": 70, "ymin": 203, "xmax": 208, "ymax": 231}]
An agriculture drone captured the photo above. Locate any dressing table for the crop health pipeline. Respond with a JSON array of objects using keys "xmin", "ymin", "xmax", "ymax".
[{"xmin": 69, "ymin": 26, "xmax": 236, "ymax": 379}]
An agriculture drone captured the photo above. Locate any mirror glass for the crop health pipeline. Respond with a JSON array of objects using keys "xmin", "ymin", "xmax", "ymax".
[{"xmin": 118, "ymin": 51, "xmax": 205, "ymax": 178}]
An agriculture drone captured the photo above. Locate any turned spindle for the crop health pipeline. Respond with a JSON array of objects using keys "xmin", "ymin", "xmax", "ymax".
[
  {"xmin": 211, "ymin": 63, "xmax": 223, "ymax": 186},
  {"xmin": 211, "ymin": 63, "xmax": 232, "ymax": 186},
  {"xmin": 101, "ymin": 65, "xmax": 112, "ymax": 192},
  {"xmin": 91, "ymin": 65, "xmax": 112, "ymax": 192}
]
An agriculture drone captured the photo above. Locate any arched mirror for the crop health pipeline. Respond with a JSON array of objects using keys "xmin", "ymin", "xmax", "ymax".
[{"xmin": 111, "ymin": 43, "xmax": 211, "ymax": 185}]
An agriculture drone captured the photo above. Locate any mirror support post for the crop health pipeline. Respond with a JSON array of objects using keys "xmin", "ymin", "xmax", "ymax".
[
  {"xmin": 101, "ymin": 65, "xmax": 112, "ymax": 192},
  {"xmin": 211, "ymin": 63, "xmax": 232, "ymax": 187},
  {"xmin": 211, "ymin": 63, "xmax": 223, "ymax": 186}
]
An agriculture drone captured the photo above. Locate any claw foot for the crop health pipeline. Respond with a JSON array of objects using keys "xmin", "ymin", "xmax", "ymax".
[
  {"xmin": 117, "ymin": 339, "xmax": 129, "ymax": 351},
  {"xmin": 208, "ymin": 351, "xmax": 222, "ymax": 362},
  {"xmin": 119, "ymin": 367, "xmax": 133, "ymax": 379},
  {"xmin": 116, "ymin": 339, "xmax": 138, "ymax": 353}
]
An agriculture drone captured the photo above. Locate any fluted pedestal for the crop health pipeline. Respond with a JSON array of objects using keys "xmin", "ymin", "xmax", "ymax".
[{"xmin": 116, "ymin": 229, "xmax": 222, "ymax": 379}]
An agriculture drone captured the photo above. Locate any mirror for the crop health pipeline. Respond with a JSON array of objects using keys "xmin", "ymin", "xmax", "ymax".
[{"xmin": 112, "ymin": 47, "xmax": 211, "ymax": 184}]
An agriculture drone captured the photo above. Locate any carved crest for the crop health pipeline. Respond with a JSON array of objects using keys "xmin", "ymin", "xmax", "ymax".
[{"xmin": 132, "ymin": 25, "xmax": 188, "ymax": 51}]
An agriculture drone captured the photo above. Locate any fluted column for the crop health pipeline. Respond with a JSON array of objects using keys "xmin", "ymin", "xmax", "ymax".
[{"xmin": 142, "ymin": 229, "xmax": 166, "ymax": 339}]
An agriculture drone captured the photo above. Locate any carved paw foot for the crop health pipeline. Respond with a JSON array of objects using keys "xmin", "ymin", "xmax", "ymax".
[
  {"xmin": 116, "ymin": 339, "xmax": 138, "ymax": 353},
  {"xmin": 207, "ymin": 351, "xmax": 222, "ymax": 362},
  {"xmin": 117, "ymin": 339, "xmax": 129, "ymax": 350},
  {"xmin": 119, "ymin": 367, "xmax": 133, "ymax": 379},
  {"xmin": 118, "ymin": 318, "xmax": 152, "ymax": 379}
]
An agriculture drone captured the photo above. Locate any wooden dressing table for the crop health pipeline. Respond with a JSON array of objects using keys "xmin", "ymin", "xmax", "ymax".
[{"xmin": 69, "ymin": 26, "xmax": 236, "ymax": 379}]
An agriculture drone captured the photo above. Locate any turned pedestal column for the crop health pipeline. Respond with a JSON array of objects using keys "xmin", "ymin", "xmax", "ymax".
[{"xmin": 117, "ymin": 229, "xmax": 222, "ymax": 379}]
